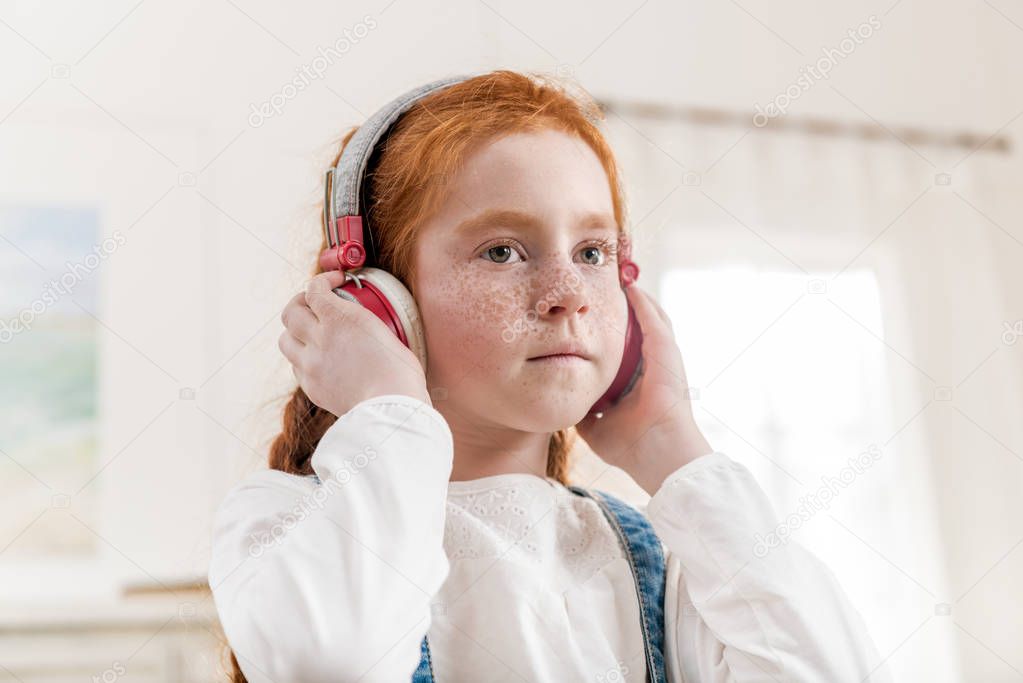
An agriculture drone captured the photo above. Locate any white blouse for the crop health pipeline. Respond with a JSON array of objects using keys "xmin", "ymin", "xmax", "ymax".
[{"xmin": 208, "ymin": 394, "xmax": 892, "ymax": 682}]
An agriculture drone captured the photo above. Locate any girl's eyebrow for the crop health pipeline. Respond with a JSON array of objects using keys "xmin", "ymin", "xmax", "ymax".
[{"xmin": 454, "ymin": 208, "xmax": 617, "ymax": 236}]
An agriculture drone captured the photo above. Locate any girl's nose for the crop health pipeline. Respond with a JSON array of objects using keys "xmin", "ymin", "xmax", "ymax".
[
  {"xmin": 545, "ymin": 298, "xmax": 589, "ymax": 316},
  {"xmin": 535, "ymin": 263, "xmax": 590, "ymax": 318}
]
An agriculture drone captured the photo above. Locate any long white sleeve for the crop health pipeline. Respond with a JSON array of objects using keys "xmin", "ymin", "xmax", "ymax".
[
  {"xmin": 207, "ymin": 394, "xmax": 454, "ymax": 683},
  {"xmin": 646, "ymin": 453, "xmax": 892, "ymax": 683}
]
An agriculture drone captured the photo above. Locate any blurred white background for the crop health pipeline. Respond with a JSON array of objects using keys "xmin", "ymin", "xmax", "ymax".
[{"xmin": 1, "ymin": 0, "xmax": 1021, "ymax": 680}]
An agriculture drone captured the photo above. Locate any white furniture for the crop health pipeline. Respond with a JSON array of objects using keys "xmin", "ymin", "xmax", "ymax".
[{"xmin": 0, "ymin": 590, "xmax": 226, "ymax": 683}]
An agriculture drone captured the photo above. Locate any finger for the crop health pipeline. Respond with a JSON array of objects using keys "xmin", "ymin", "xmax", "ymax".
[
  {"xmin": 281, "ymin": 292, "xmax": 306, "ymax": 326},
  {"xmin": 625, "ymin": 285, "xmax": 670, "ymax": 340},
  {"xmin": 641, "ymin": 287, "xmax": 673, "ymax": 329},
  {"xmin": 636, "ymin": 287, "xmax": 676, "ymax": 340},
  {"xmin": 281, "ymin": 293, "xmax": 318, "ymax": 344},
  {"xmin": 304, "ymin": 270, "xmax": 352, "ymax": 317},
  {"xmin": 278, "ymin": 329, "xmax": 305, "ymax": 366}
]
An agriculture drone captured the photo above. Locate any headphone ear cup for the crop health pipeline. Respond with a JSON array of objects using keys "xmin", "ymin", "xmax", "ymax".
[{"xmin": 345, "ymin": 267, "xmax": 428, "ymax": 373}]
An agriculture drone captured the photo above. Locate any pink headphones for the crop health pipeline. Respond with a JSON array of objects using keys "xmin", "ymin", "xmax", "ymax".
[{"xmin": 320, "ymin": 74, "xmax": 644, "ymax": 417}]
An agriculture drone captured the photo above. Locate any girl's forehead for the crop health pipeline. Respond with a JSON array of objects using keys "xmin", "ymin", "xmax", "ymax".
[{"xmin": 440, "ymin": 134, "xmax": 613, "ymax": 217}]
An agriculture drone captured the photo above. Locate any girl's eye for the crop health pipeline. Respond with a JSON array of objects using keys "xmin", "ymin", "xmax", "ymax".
[
  {"xmin": 578, "ymin": 239, "xmax": 615, "ymax": 267},
  {"xmin": 479, "ymin": 238, "xmax": 616, "ymax": 265},
  {"xmin": 579, "ymin": 245, "xmax": 605, "ymax": 266},
  {"xmin": 481, "ymin": 243, "xmax": 523, "ymax": 264}
]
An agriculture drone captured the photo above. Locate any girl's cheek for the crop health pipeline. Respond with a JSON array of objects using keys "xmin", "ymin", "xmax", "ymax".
[
  {"xmin": 587, "ymin": 287, "xmax": 628, "ymax": 342},
  {"xmin": 428, "ymin": 262, "xmax": 531, "ymax": 350}
]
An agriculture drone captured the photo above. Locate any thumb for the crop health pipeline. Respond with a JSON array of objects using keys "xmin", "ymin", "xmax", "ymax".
[{"xmin": 304, "ymin": 270, "xmax": 350, "ymax": 316}]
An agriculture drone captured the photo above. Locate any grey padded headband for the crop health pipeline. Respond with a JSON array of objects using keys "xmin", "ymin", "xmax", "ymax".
[{"xmin": 323, "ymin": 73, "xmax": 478, "ymax": 255}]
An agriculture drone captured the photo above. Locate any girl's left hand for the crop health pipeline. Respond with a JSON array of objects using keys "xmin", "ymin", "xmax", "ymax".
[{"xmin": 575, "ymin": 284, "xmax": 715, "ymax": 495}]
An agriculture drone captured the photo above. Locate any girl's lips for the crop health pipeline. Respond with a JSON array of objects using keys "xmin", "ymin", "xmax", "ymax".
[
  {"xmin": 527, "ymin": 353, "xmax": 588, "ymax": 364},
  {"xmin": 528, "ymin": 344, "xmax": 591, "ymax": 361}
]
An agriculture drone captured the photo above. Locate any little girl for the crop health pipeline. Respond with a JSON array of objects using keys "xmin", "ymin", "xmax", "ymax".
[{"xmin": 208, "ymin": 70, "xmax": 890, "ymax": 682}]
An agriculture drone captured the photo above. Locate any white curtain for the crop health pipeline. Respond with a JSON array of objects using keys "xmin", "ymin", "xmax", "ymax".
[{"xmin": 577, "ymin": 106, "xmax": 1023, "ymax": 682}]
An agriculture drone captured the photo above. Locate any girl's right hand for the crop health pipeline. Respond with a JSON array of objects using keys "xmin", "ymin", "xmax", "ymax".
[{"xmin": 278, "ymin": 270, "xmax": 432, "ymax": 417}]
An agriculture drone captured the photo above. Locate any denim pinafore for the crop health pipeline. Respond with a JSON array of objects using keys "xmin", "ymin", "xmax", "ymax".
[{"xmin": 412, "ymin": 486, "xmax": 668, "ymax": 682}]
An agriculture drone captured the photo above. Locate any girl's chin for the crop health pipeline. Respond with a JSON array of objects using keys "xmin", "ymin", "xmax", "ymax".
[{"xmin": 514, "ymin": 401, "xmax": 595, "ymax": 430}]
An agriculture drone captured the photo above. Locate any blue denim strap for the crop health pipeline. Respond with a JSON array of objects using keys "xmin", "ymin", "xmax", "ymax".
[
  {"xmin": 411, "ymin": 634, "xmax": 434, "ymax": 682},
  {"xmin": 411, "ymin": 486, "xmax": 667, "ymax": 682},
  {"xmin": 568, "ymin": 485, "xmax": 668, "ymax": 683}
]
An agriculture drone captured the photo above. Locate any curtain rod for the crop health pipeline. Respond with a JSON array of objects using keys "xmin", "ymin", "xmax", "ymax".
[{"xmin": 596, "ymin": 98, "xmax": 1012, "ymax": 155}]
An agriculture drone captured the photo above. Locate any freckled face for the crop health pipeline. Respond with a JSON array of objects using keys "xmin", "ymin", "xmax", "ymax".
[{"xmin": 411, "ymin": 129, "xmax": 629, "ymax": 432}]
